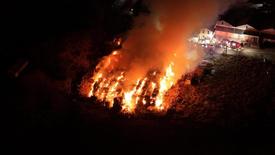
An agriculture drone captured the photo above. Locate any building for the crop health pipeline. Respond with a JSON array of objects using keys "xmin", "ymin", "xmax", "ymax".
[
  {"xmin": 198, "ymin": 28, "xmax": 215, "ymax": 44},
  {"xmin": 214, "ymin": 20, "xmax": 260, "ymax": 48},
  {"xmin": 261, "ymin": 28, "xmax": 275, "ymax": 43},
  {"xmin": 190, "ymin": 20, "xmax": 275, "ymax": 48},
  {"xmin": 189, "ymin": 28, "xmax": 215, "ymax": 45}
]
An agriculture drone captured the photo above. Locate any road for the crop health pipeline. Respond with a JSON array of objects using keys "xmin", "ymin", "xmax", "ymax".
[
  {"xmin": 241, "ymin": 48, "xmax": 275, "ymax": 62},
  {"xmin": 212, "ymin": 47, "xmax": 275, "ymax": 62}
]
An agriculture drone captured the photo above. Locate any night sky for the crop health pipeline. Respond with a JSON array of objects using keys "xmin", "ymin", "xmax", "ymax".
[
  {"xmin": 1, "ymin": 0, "xmax": 274, "ymax": 52},
  {"xmin": 221, "ymin": 0, "xmax": 275, "ymax": 29},
  {"xmin": 1, "ymin": 0, "xmax": 273, "ymax": 74}
]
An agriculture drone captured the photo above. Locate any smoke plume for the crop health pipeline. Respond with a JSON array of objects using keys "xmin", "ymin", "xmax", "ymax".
[
  {"xmin": 80, "ymin": 0, "xmax": 247, "ymax": 112},
  {"xmin": 117, "ymin": 0, "xmax": 236, "ymax": 86}
]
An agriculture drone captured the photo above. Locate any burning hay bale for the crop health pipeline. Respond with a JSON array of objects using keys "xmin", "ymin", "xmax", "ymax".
[
  {"xmin": 80, "ymin": 50, "xmax": 178, "ymax": 114},
  {"xmin": 79, "ymin": 0, "xmax": 242, "ymax": 115}
]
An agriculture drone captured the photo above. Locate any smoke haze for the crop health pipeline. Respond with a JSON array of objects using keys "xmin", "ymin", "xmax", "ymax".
[{"xmin": 117, "ymin": 0, "xmax": 234, "ymax": 86}]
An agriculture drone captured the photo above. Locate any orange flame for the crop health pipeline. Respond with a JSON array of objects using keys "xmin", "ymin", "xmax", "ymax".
[
  {"xmin": 155, "ymin": 62, "xmax": 175, "ymax": 110},
  {"xmin": 81, "ymin": 50, "xmax": 176, "ymax": 113}
]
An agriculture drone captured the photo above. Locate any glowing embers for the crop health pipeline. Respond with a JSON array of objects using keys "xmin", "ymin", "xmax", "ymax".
[{"xmin": 82, "ymin": 51, "xmax": 176, "ymax": 114}]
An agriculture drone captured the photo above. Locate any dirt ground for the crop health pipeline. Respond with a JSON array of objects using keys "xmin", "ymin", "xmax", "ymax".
[
  {"xmin": 3, "ymin": 32, "xmax": 275, "ymax": 154},
  {"xmin": 76, "ymin": 54, "xmax": 275, "ymax": 154}
]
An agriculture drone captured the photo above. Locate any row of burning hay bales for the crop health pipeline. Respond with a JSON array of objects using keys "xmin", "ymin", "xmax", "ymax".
[
  {"xmin": 78, "ymin": 57, "xmax": 215, "ymax": 117},
  {"xmin": 77, "ymin": 54, "xmax": 274, "ymax": 126}
]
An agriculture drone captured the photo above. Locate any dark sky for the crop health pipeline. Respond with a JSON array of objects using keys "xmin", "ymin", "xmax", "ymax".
[
  {"xmin": 1, "ymin": 0, "xmax": 274, "ymax": 52},
  {"xmin": 1, "ymin": 1, "xmax": 112, "ymax": 44},
  {"xmin": 1, "ymin": 0, "xmax": 117, "ymax": 63},
  {"xmin": 221, "ymin": 0, "xmax": 275, "ymax": 29}
]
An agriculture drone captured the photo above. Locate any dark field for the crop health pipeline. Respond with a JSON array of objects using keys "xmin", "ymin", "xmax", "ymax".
[{"xmin": 3, "ymin": 32, "xmax": 275, "ymax": 154}]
